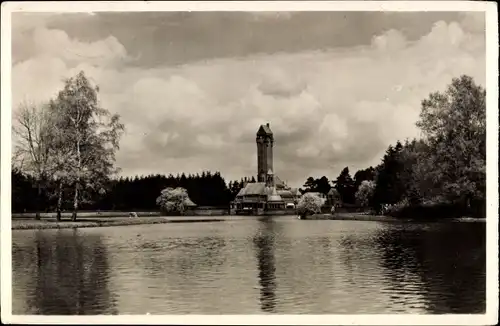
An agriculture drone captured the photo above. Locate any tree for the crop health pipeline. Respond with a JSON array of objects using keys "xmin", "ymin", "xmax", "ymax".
[
  {"xmin": 43, "ymin": 101, "xmax": 79, "ymax": 221},
  {"xmin": 353, "ymin": 167, "xmax": 376, "ymax": 191},
  {"xmin": 371, "ymin": 141, "xmax": 408, "ymax": 211},
  {"xmin": 355, "ymin": 180, "xmax": 376, "ymax": 207},
  {"xmin": 302, "ymin": 177, "xmax": 316, "ymax": 193},
  {"xmin": 315, "ymin": 176, "xmax": 331, "ymax": 196},
  {"xmin": 296, "ymin": 192, "xmax": 324, "ymax": 217},
  {"xmin": 333, "ymin": 167, "xmax": 356, "ymax": 204},
  {"xmin": 397, "ymin": 138, "xmax": 429, "ymax": 206},
  {"xmin": 300, "ymin": 176, "xmax": 330, "ymax": 195},
  {"xmin": 12, "ymin": 167, "xmax": 38, "ymax": 213},
  {"xmin": 228, "ymin": 180, "xmax": 240, "ymax": 200},
  {"xmin": 51, "ymin": 71, "xmax": 124, "ymax": 221},
  {"xmin": 416, "ymin": 75, "xmax": 486, "ymax": 210},
  {"xmin": 156, "ymin": 187, "xmax": 190, "ymax": 215},
  {"xmin": 12, "ymin": 101, "xmax": 59, "ymax": 220},
  {"xmin": 326, "ymin": 187, "xmax": 342, "ymax": 208}
]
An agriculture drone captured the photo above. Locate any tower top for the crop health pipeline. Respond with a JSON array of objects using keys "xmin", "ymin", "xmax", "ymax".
[{"xmin": 257, "ymin": 123, "xmax": 273, "ymax": 136}]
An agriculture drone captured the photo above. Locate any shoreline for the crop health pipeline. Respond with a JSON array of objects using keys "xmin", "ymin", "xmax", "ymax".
[
  {"xmin": 11, "ymin": 216, "xmax": 231, "ymax": 230},
  {"xmin": 11, "ymin": 211, "xmax": 162, "ymax": 219},
  {"xmin": 11, "ymin": 212, "xmax": 486, "ymax": 230},
  {"xmin": 12, "ymin": 217, "xmax": 169, "ymax": 230},
  {"xmin": 306, "ymin": 213, "xmax": 486, "ymax": 223}
]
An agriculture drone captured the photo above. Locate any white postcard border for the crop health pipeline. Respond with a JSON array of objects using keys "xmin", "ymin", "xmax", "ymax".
[{"xmin": 1, "ymin": 1, "xmax": 498, "ymax": 325}]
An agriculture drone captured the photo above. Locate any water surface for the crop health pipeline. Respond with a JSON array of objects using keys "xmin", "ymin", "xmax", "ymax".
[{"xmin": 12, "ymin": 216, "xmax": 486, "ymax": 314}]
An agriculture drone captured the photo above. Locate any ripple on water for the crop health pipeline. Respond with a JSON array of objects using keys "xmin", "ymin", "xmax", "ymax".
[{"xmin": 11, "ymin": 218, "xmax": 486, "ymax": 314}]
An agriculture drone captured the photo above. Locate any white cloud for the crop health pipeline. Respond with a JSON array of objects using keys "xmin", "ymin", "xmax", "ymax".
[
  {"xmin": 459, "ymin": 12, "xmax": 486, "ymax": 33},
  {"xmin": 11, "ymin": 19, "xmax": 486, "ymax": 187},
  {"xmin": 32, "ymin": 27, "xmax": 127, "ymax": 66},
  {"xmin": 372, "ymin": 29, "xmax": 407, "ymax": 52}
]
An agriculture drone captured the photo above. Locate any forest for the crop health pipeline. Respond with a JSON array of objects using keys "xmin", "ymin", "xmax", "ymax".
[
  {"xmin": 12, "ymin": 170, "xmax": 234, "ymax": 213},
  {"xmin": 11, "ymin": 74, "xmax": 486, "ymax": 219}
]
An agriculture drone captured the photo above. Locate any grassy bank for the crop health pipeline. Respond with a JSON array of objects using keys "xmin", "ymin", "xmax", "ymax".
[
  {"xmin": 11, "ymin": 216, "xmax": 169, "ymax": 230},
  {"xmin": 304, "ymin": 213, "xmax": 400, "ymax": 222},
  {"xmin": 11, "ymin": 216, "xmax": 233, "ymax": 230},
  {"xmin": 11, "ymin": 212, "xmax": 486, "ymax": 230},
  {"xmin": 12, "ymin": 211, "xmax": 161, "ymax": 219}
]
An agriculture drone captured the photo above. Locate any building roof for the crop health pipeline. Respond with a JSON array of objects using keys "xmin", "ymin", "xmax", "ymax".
[
  {"xmin": 274, "ymin": 175, "xmax": 288, "ymax": 189},
  {"xmin": 277, "ymin": 187, "xmax": 301, "ymax": 197},
  {"xmin": 268, "ymin": 194, "xmax": 283, "ymax": 202},
  {"xmin": 236, "ymin": 182, "xmax": 267, "ymax": 197},
  {"xmin": 277, "ymin": 190, "xmax": 293, "ymax": 198},
  {"xmin": 236, "ymin": 182, "xmax": 286, "ymax": 203},
  {"xmin": 257, "ymin": 123, "xmax": 273, "ymax": 136},
  {"xmin": 267, "ymin": 187, "xmax": 283, "ymax": 202}
]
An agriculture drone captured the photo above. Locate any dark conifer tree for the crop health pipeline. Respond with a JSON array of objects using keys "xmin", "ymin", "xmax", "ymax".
[{"xmin": 333, "ymin": 167, "xmax": 356, "ymax": 204}]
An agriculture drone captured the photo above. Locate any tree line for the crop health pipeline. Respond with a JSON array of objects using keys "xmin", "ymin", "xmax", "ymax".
[
  {"xmin": 300, "ymin": 166, "xmax": 376, "ymax": 205},
  {"xmin": 11, "ymin": 71, "xmax": 262, "ymax": 219},
  {"xmin": 299, "ymin": 75, "xmax": 486, "ymax": 218},
  {"xmin": 12, "ymin": 166, "xmax": 260, "ymax": 213},
  {"xmin": 12, "ymin": 73, "xmax": 486, "ymax": 219}
]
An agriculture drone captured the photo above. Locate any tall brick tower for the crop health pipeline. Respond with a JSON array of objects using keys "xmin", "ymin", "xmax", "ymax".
[{"xmin": 256, "ymin": 123, "xmax": 274, "ymax": 183}]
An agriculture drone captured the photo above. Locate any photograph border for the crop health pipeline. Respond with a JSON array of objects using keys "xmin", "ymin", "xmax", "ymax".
[{"xmin": 1, "ymin": 1, "xmax": 498, "ymax": 325}]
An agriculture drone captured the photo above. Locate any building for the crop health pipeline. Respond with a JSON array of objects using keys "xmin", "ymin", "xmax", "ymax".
[
  {"xmin": 231, "ymin": 123, "xmax": 301, "ymax": 215},
  {"xmin": 327, "ymin": 188, "xmax": 341, "ymax": 207}
]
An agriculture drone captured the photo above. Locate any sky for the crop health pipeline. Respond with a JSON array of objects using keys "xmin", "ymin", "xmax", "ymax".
[{"xmin": 11, "ymin": 11, "xmax": 486, "ymax": 188}]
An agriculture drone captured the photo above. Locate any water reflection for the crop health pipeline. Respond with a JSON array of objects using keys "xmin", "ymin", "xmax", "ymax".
[
  {"xmin": 374, "ymin": 223, "xmax": 486, "ymax": 313},
  {"xmin": 136, "ymin": 236, "xmax": 227, "ymax": 278},
  {"xmin": 13, "ymin": 229, "xmax": 117, "ymax": 315},
  {"xmin": 12, "ymin": 219, "xmax": 486, "ymax": 315},
  {"xmin": 253, "ymin": 218, "xmax": 277, "ymax": 313},
  {"xmin": 337, "ymin": 235, "xmax": 356, "ymax": 286}
]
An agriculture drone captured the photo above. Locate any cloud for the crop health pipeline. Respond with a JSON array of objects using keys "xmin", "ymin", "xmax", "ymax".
[
  {"xmin": 258, "ymin": 67, "xmax": 307, "ymax": 97},
  {"xmin": 459, "ymin": 12, "xmax": 486, "ymax": 33},
  {"xmin": 14, "ymin": 11, "xmax": 472, "ymax": 68},
  {"xmin": 11, "ymin": 16, "xmax": 486, "ymax": 188},
  {"xmin": 31, "ymin": 27, "xmax": 127, "ymax": 66}
]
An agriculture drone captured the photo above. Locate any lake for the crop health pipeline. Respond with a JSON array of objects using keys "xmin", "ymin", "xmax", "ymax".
[{"xmin": 11, "ymin": 216, "xmax": 486, "ymax": 315}]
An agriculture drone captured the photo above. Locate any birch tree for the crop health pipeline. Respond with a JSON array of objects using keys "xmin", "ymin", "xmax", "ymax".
[
  {"xmin": 51, "ymin": 71, "xmax": 124, "ymax": 221},
  {"xmin": 45, "ymin": 104, "xmax": 76, "ymax": 221}
]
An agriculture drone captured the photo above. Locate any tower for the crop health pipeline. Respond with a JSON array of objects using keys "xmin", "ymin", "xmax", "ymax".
[
  {"xmin": 266, "ymin": 169, "xmax": 275, "ymax": 187},
  {"xmin": 256, "ymin": 123, "xmax": 274, "ymax": 183}
]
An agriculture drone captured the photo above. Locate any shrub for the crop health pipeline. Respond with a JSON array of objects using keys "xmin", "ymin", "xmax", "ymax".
[
  {"xmin": 384, "ymin": 198, "xmax": 410, "ymax": 217},
  {"xmin": 355, "ymin": 180, "xmax": 376, "ymax": 207},
  {"xmin": 296, "ymin": 192, "xmax": 324, "ymax": 217},
  {"xmin": 156, "ymin": 187, "xmax": 190, "ymax": 215},
  {"xmin": 382, "ymin": 196, "xmax": 472, "ymax": 219}
]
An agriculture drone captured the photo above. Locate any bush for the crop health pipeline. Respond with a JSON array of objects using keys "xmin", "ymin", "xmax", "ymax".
[
  {"xmin": 382, "ymin": 196, "xmax": 475, "ymax": 219},
  {"xmin": 383, "ymin": 198, "xmax": 410, "ymax": 217},
  {"xmin": 156, "ymin": 187, "xmax": 190, "ymax": 215},
  {"xmin": 296, "ymin": 192, "xmax": 324, "ymax": 217},
  {"xmin": 355, "ymin": 180, "xmax": 376, "ymax": 207}
]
